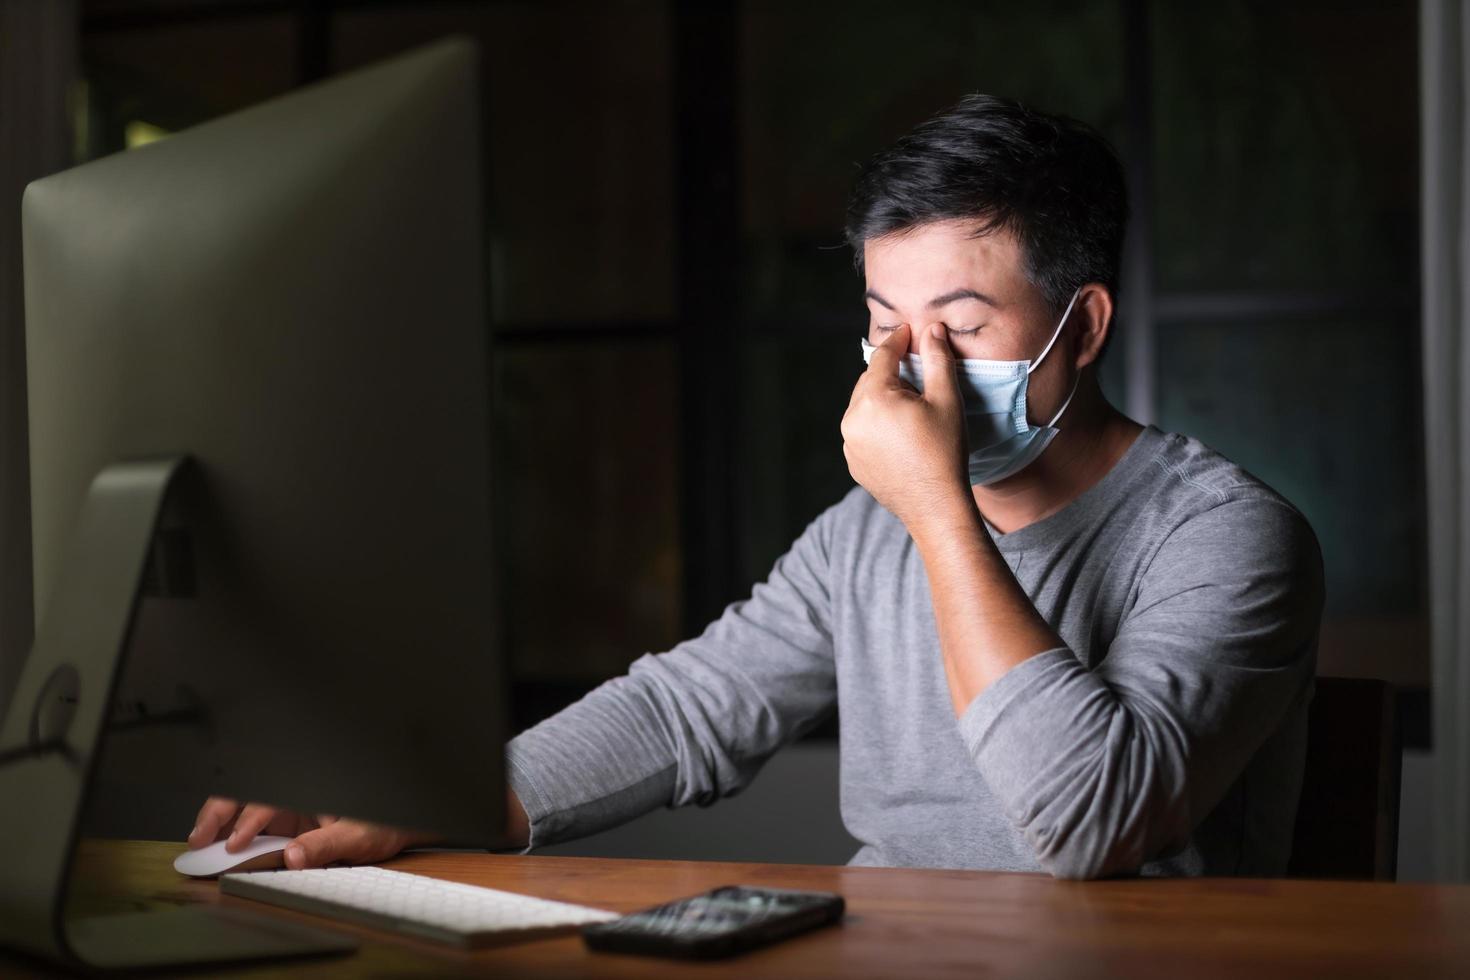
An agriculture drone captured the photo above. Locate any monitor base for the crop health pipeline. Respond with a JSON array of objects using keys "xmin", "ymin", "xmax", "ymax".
[
  {"xmin": 0, "ymin": 458, "xmax": 356, "ymax": 971},
  {"xmin": 68, "ymin": 905, "xmax": 357, "ymax": 971}
]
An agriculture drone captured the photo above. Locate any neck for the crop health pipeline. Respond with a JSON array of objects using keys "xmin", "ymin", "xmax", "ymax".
[{"xmin": 972, "ymin": 376, "xmax": 1144, "ymax": 535}]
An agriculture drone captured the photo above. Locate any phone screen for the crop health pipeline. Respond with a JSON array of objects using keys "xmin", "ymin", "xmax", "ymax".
[
  {"xmin": 583, "ymin": 885, "xmax": 845, "ymax": 958},
  {"xmin": 618, "ymin": 886, "xmax": 824, "ymax": 936}
]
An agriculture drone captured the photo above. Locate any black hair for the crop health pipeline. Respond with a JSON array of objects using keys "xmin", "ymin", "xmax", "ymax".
[{"xmin": 845, "ymin": 95, "xmax": 1129, "ymax": 322}]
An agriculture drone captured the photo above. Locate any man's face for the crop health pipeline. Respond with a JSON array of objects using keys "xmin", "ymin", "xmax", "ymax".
[{"xmin": 862, "ymin": 219, "xmax": 1058, "ymax": 362}]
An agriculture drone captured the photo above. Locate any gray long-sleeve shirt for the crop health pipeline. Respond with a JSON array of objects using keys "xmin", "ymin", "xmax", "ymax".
[{"xmin": 507, "ymin": 426, "xmax": 1324, "ymax": 879}]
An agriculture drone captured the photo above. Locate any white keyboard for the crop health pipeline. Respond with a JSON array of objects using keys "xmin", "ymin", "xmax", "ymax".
[{"xmin": 220, "ymin": 865, "xmax": 619, "ymax": 948}]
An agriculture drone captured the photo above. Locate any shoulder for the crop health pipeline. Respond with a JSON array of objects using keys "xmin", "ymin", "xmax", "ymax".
[
  {"xmin": 1144, "ymin": 430, "xmax": 1309, "ymax": 526},
  {"xmin": 1137, "ymin": 430, "xmax": 1323, "ymax": 598},
  {"xmin": 1146, "ymin": 430, "xmax": 1282, "ymax": 501},
  {"xmin": 1109, "ymin": 431, "xmax": 1326, "ymax": 671}
]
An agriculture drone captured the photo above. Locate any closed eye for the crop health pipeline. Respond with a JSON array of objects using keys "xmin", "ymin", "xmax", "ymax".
[{"xmin": 874, "ymin": 324, "xmax": 984, "ymax": 336}]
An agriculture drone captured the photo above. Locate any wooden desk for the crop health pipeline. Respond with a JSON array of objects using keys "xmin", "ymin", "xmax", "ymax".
[{"xmin": 9, "ymin": 839, "xmax": 1470, "ymax": 978}]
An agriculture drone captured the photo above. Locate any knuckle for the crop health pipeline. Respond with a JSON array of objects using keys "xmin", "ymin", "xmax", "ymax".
[
  {"xmin": 242, "ymin": 804, "xmax": 277, "ymax": 829},
  {"xmin": 204, "ymin": 797, "xmax": 236, "ymax": 819}
]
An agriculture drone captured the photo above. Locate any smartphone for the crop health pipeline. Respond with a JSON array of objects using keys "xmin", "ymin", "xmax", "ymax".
[{"xmin": 581, "ymin": 885, "xmax": 845, "ymax": 960}]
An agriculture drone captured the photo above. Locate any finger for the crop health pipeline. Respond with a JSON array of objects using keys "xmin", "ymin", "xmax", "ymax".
[
  {"xmin": 285, "ymin": 821, "xmax": 384, "ymax": 870},
  {"xmin": 864, "ymin": 324, "xmax": 911, "ymax": 380},
  {"xmin": 225, "ymin": 803, "xmax": 281, "ymax": 853},
  {"xmin": 189, "ymin": 797, "xmax": 239, "ymax": 849},
  {"xmin": 919, "ymin": 322, "xmax": 960, "ymax": 410},
  {"xmin": 264, "ymin": 809, "xmax": 319, "ymax": 839}
]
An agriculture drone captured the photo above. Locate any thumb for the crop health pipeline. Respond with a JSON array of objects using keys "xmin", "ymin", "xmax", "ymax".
[
  {"xmin": 920, "ymin": 323, "xmax": 959, "ymax": 408},
  {"xmin": 285, "ymin": 822, "xmax": 358, "ymax": 869}
]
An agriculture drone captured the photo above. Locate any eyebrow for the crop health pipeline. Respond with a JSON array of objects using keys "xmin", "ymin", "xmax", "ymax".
[{"xmin": 864, "ymin": 287, "xmax": 999, "ymax": 310}]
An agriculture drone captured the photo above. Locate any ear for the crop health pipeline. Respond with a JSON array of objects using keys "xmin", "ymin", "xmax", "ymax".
[{"xmin": 1071, "ymin": 283, "xmax": 1114, "ymax": 370}]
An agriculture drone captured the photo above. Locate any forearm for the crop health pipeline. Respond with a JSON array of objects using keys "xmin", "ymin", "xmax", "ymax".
[
  {"xmin": 911, "ymin": 493, "xmax": 1064, "ymax": 716},
  {"xmin": 947, "ymin": 496, "xmax": 1322, "ymax": 879},
  {"xmin": 507, "ymin": 670, "xmax": 681, "ymax": 849}
]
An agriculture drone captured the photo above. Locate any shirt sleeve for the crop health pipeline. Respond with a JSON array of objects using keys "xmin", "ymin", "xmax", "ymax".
[
  {"xmin": 956, "ymin": 494, "xmax": 1324, "ymax": 880},
  {"xmin": 505, "ymin": 502, "xmax": 841, "ymax": 849}
]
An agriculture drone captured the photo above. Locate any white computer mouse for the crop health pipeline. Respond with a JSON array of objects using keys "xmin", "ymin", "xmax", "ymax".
[{"xmin": 173, "ymin": 835, "xmax": 294, "ymax": 878}]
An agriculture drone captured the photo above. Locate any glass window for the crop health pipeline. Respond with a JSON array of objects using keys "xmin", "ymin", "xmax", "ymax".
[
  {"xmin": 1150, "ymin": 0, "xmax": 1418, "ymax": 293},
  {"xmin": 332, "ymin": 1, "xmax": 676, "ymax": 327}
]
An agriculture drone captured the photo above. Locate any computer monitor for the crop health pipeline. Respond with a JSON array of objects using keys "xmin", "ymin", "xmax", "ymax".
[{"xmin": 1, "ymin": 38, "xmax": 505, "ymax": 970}]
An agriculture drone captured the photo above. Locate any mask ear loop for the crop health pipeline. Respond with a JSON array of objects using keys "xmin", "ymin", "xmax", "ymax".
[
  {"xmin": 1047, "ymin": 374, "xmax": 1082, "ymax": 427},
  {"xmin": 1026, "ymin": 287, "xmax": 1083, "ymax": 376},
  {"xmin": 1029, "ymin": 287, "xmax": 1083, "ymax": 428}
]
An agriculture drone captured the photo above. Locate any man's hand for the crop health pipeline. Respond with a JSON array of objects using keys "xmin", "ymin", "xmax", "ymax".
[
  {"xmin": 187, "ymin": 797, "xmax": 433, "ymax": 869},
  {"xmin": 842, "ymin": 323, "xmax": 971, "ymax": 532},
  {"xmin": 845, "ymin": 324, "xmax": 1063, "ymax": 711},
  {"xmin": 187, "ymin": 789, "xmax": 531, "ymax": 869}
]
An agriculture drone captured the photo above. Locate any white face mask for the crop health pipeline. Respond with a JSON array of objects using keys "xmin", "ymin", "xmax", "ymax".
[{"xmin": 859, "ymin": 287, "xmax": 1081, "ymax": 486}]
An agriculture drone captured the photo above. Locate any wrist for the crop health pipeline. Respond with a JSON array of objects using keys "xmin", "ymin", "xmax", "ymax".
[
  {"xmin": 400, "ymin": 828, "xmax": 447, "ymax": 850},
  {"xmin": 907, "ymin": 484, "xmax": 982, "ymax": 553}
]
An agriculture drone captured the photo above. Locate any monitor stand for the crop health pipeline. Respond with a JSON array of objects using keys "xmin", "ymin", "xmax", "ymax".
[{"xmin": 0, "ymin": 457, "xmax": 357, "ymax": 971}]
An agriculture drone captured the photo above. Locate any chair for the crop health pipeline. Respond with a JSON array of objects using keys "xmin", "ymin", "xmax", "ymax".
[{"xmin": 1287, "ymin": 677, "xmax": 1401, "ymax": 880}]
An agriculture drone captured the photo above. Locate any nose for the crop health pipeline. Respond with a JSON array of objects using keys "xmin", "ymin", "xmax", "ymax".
[
  {"xmin": 903, "ymin": 326, "xmax": 921, "ymax": 356},
  {"xmin": 907, "ymin": 322, "xmax": 944, "ymax": 356}
]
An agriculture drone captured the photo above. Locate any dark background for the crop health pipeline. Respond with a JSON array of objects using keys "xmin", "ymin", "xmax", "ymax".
[
  {"xmin": 14, "ymin": 0, "xmax": 1428, "ymax": 865},
  {"xmin": 75, "ymin": 0, "xmax": 1425, "ymax": 724}
]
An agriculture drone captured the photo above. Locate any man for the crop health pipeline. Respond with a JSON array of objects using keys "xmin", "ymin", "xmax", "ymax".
[{"xmin": 190, "ymin": 95, "xmax": 1322, "ymax": 879}]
